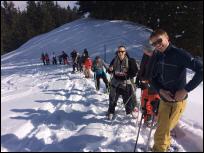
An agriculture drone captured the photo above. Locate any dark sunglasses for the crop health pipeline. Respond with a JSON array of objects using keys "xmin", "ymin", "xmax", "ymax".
[
  {"xmin": 118, "ymin": 51, "xmax": 126, "ymax": 53},
  {"xmin": 151, "ymin": 38, "xmax": 163, "ymax": 46}
]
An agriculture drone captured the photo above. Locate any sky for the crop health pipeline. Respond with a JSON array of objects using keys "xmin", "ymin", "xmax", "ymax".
[{"xmin": 2, "ymin": 1, "xmax": 78, "ymax": 11}]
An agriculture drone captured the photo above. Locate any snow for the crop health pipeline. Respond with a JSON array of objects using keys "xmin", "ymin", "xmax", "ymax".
[{"xmin": 1, "ymin": 18, "xmax": 203, "ymax": 152}]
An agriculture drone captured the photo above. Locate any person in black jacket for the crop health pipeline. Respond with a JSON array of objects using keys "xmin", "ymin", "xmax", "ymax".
[
  {"xmin": 71, "ymin": 49, "xmax": 78, "ymax": 72},
  {"xmin": 136, "ymin": 42, "xmax": 160, "ymax": 127},
  {"xmin": 149, "ymin": 29, "xmax": 203, "ymax": 152},
  {"xmin": 107, "ymin": 45, "xmax": 138, "ymax": 120}
]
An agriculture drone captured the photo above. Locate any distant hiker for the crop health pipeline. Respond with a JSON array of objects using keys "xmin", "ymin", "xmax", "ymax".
[
  {"xmin": 79, "ymin": 53, "xmax": 86, "ymax": 72},
  {"xmin": 71, "ymin": 49, "xmax": 78, "ymax": 72},
  {"xmin": 77, "ymin": 53, "xmax": 81, "ymax": 72},
  {"xmin": 92, "ymin": 56, "xmax": 109, "ymax": 92},
  {"xmin": 52, "ymin": 52, "xmax": 57, "ymax": 65},
  {"xmin": 149, "ymin": 29, "xmax": 203, "ymax": 152},
  {"xmin": 58, "ymin": 54, "xmax": 63, "ymax": 64},
  {"xmin": 81, "ymin": 48, "xmax": 91, "ymax": 77},
  {"xmin": 84, "ymin": 55, "xmax": 93, "ymax": 78},
  {"xmin": 83, "ymin": 48, "xmax": 89, "ymax": 58},
  {"xmin": 107, "ymin": 46, "xmax": 138, "ymax": 120},
  {"xmin": 136, "ymin": 42, "xmax": 160, "ymax": 127},
  {"xmin": 62, "ymin": 51, "xmax": 69, "ymax": 65},
  {"xmin": 44, "ymin": 53, "xmax": 50, "ymax": 65},
  {"xmin": 41, "ymin": 53, "xmax": 46, "ymax": 65}
]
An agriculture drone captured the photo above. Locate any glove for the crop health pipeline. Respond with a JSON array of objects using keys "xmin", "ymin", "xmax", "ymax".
[{"xmin": 135, "ymin": 77, "xmax": 141, "ymax": 88}]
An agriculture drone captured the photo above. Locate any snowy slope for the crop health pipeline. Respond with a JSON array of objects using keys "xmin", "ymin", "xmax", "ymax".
[
  {"xmin": 1, "ymin": 18, "xmax": 203, "ymax": 152},
  {"xmin": 1, "ymin": 18, "xmax": 151, "ymax": 64}
]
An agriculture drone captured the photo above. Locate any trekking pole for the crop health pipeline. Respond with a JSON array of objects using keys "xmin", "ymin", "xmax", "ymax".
[
  {"xmin": 134, "ymin": 112, "xmax": 144, "ymax": 152},
  {"xmin": 133, "ymin": 99, "xmax": 147, "ymax": 152},
  {"xmin": 145, "ymin": 114, "xmax": 155, "ymax": 152}
]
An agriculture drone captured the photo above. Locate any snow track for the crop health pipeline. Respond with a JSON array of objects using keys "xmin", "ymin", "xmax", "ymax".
[{"xmin": 1, "ymin": 18, "xmax": 203, "ymax": 152}]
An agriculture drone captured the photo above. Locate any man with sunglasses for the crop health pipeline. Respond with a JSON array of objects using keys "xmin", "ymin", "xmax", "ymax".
[
  {"xmin": 149, "ymin": 29, "xmax": 203, "ymax": 152},
  {"xmin": 107, "ymin": 46, "xmax": 138, "ymax": 120}
]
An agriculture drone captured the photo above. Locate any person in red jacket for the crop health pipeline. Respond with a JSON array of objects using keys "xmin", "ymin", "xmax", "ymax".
[
  {"xmin": 84, "ymin": 56, "xmax": 92, "ymax": 78},
  {"xmin": 44, "ymin": 53, "xmax": 50, "ymax": 65}
]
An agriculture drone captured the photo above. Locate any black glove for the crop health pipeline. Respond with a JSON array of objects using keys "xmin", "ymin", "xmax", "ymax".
[
  {"xmin": 135, "ymin": 77, "xmax": 141, "ymax": 88},
  {"xmin": 151, "ymin": 99, "xmax": 160, "ymax": 115}
]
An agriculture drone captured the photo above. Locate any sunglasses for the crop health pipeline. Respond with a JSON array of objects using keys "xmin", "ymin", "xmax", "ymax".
[
  {"xmin": 151, "ymin": 38, "xmax": 163, "ymax": 46},
  {"xmin": 118, "ymin": 51, "xmax": 126, "ymax": 54}
]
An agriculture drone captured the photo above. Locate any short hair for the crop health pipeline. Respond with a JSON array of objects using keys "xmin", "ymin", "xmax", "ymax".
[{"xmin": 150, "ymin": 29, "xmax": 169, "ymax": 39}]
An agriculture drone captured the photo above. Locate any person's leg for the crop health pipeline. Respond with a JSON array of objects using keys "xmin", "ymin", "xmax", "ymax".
[
  {"xmin": 96, "ymin": 75, "xmax": 100, "ymax": 90},
  {"xmin": 170, "ymin": 100, "xmax": 187, "ymax": 130},
  {"xmin": 108, "ymin": 86, "xmax": 119, "ymax": 114},
  {"xmin": 102, "ymin": 74, "xmax": 109, "ymax": 89},
  {"xmin": 88, "ymin": 69, "xmax": 91, "ymax": 78},
  {"xmin": 121, "ymin": 85, "xmax": 133, "ymax": 114},
  {"xmin": 152, "ymin": 101, "xmax": 172, "ymax": 152}
]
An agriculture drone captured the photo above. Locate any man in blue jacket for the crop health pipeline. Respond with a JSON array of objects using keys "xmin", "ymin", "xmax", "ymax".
[{"xmin": 149, "ymin": 29, "xmax": 203, "ymax": 152}]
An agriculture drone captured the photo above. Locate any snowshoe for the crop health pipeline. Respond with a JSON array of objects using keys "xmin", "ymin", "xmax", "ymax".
[{"xmin": 167, "ymin": 144, "xmax": 181, "ymax": 152}]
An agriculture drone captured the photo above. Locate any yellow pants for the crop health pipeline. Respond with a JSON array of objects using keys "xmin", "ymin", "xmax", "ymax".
[{"xmin": 152, "ymin": 100, "xmax": 186, "ymax": 152}]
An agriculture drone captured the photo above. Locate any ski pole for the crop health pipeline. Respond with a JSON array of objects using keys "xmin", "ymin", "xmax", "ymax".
[
  {"xmin": 145, "ymin": 114, "xmax": 155, "ymax": 152},
  {"xmin": 134, "ymin": 98, "xmax": 148, "ymax": 152},
  {"xmin": 134, "ymin": 112, "xmax": 144, "ymax": 152}
]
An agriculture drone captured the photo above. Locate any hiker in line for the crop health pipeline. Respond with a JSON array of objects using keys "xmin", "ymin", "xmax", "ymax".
[
  {"xmin": 41, "ymin": 53, "xmax": 46, "ymax": 65},
  {"xmin": 62, "ymin": 51, "xmax": 69, "ymax": 65},
  {"xmin": 81, "ymin": 48, "xmax": 92, "ymax": 78},
  {"xmin": 44, "ymin": 53, "xmax": 50, "ymax": 65},
  {"xmin": 107, "ymin": 45, "xmax": 139, "ymax": 120},
  {"xmin": 92, "ymin": 56, "xmax": 110, "ymax": 92},
  {"xmin": 84, "ymin": 54, "xmax": 92, "ymax": 78},
  {"xmin": 58, "ymin": 54, "xmax": 63, "ymax": 64},
  {"xmin": 71, "ymin": 49, "xmax": 78, "ymax": 72},
  {"xmin": 149, "ymin": 29, "xmax": 203, "ymax": 152},
  {"xmin": 52, "ymin": 52, "xmax": 57, "ymax": 65},
  {"xmin": 136, "ymin": 42, "xmax": 160, "ymax": 127}
]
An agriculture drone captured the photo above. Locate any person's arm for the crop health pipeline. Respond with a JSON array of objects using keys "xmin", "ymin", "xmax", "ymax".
[
  {"xmin": 181, "ymin": 50, "xmax": 203, "ymax": 92},
  {"xmin": 174, "ymin": 50, "xmax": 203, "ymax": 101},
  {"xmin": 107, "ymin": 58, "xmax": 115, "ymax": 73},
  {"xmin": 102, "ymin": 60, "xmax": 109, "ymax": 70},
  {"xmin": 128, "ymin": 58, "xmax": 138, "ymax": 78}
]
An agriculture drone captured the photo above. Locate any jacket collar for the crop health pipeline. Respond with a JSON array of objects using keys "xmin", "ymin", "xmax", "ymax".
[{"xmin": 163, "ymin": 43, "xmax": 173, "ymax": 55}]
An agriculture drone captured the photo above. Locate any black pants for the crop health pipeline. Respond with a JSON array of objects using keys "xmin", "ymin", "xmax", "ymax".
[
  {"xmin": 73, "ymin": 63, "xmax": 78, "ymax": 72},
  {"xmin": 96, "ymin": 74, "xmax": 109, "ymax": 90},
  {"xmin": 108, "ymin": 84, "xmax": 136, "ymax": 114}
]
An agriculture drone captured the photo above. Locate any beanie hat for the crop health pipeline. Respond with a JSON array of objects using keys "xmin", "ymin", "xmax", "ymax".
[{"xmin": 143, "ymin": 41, "xmax": 155, "ymax": 52}]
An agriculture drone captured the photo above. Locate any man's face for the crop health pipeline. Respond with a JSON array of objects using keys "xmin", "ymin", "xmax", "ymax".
[{"xmin": 150, "ymin": 34, "xmax": 169, "ymax": 52}]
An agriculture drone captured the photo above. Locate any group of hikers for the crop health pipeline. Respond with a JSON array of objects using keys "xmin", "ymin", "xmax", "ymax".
[
  {"xmin": 107, "ymin": 29, "xmax": 202, "ymax": 152},
  {"xmin": 40, "ymin": 29, "xmax": 203, "ymax": 152},
  {"xmin": 40, "ymin": 48, "xmax": 93, "ymax": 78},
  {"xmin": 41, "ymin": 51, "xmax": 69, "ymax": 65}
]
